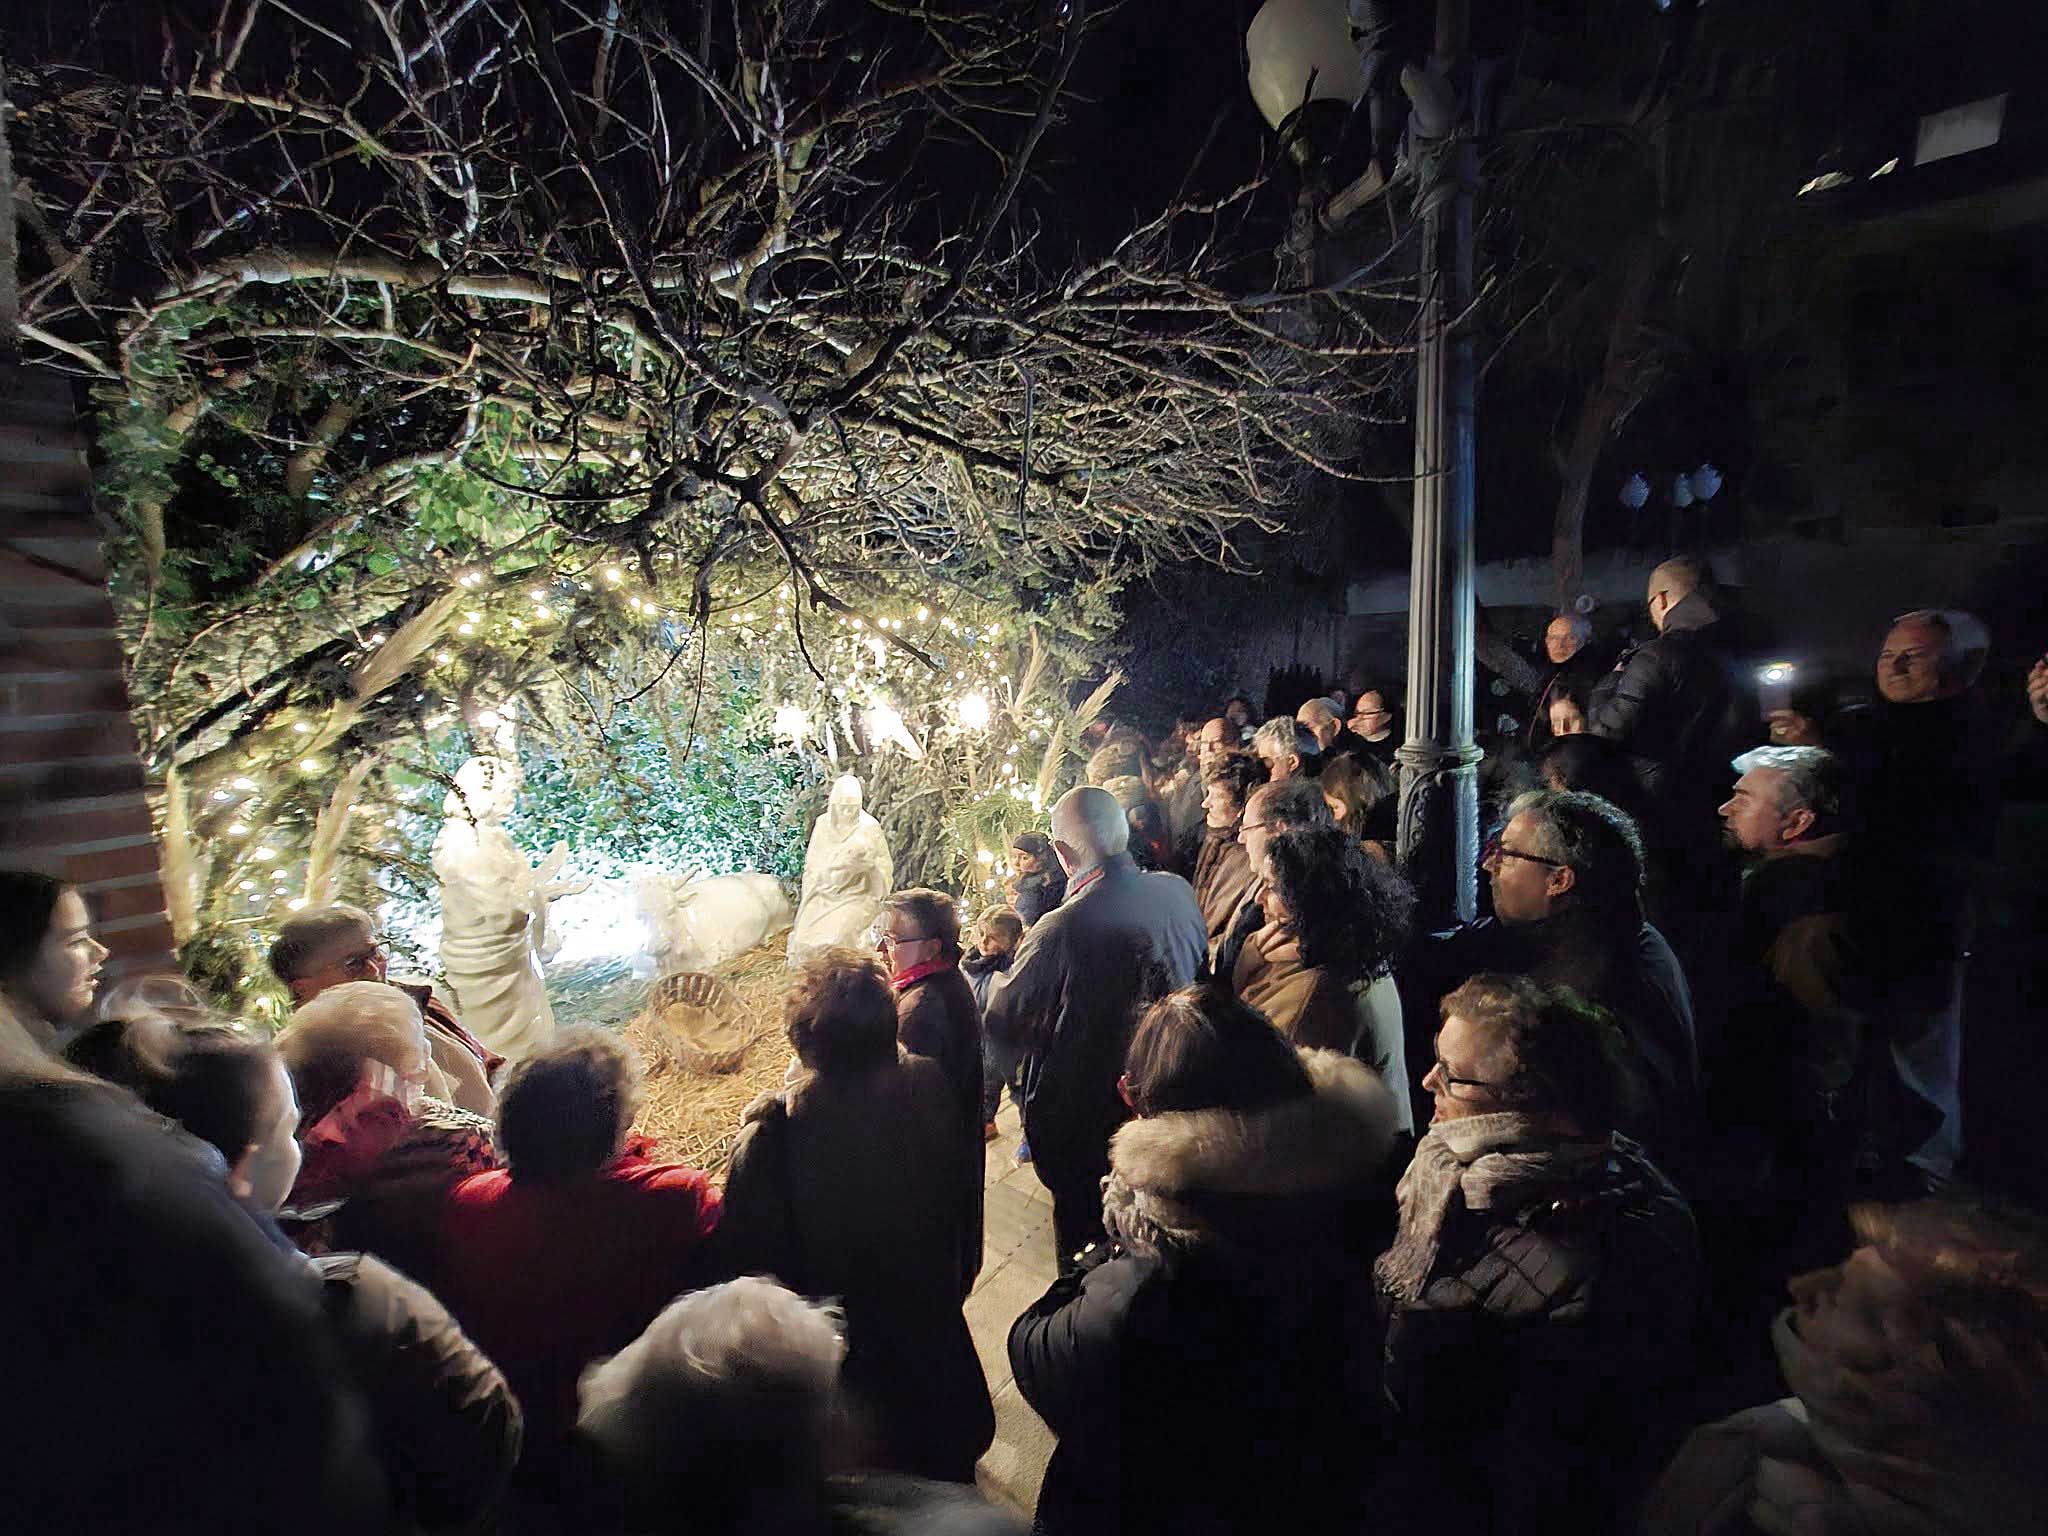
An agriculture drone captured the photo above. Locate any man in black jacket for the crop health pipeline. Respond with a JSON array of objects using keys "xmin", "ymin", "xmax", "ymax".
[
  {"xmin": 1794, "ymin": 610, "xmax": 2003, "ymax": 1191},
  {"xmin": 985, "ymin": 787, "xmax": 1207, "ymax": 1262},
  {"xmin": 1410, "ymin": 789, "xmax": 1698, "ymax": 1170},
  {"xmin": 1590, "ymin": 555, "xmax": 1748, "ymax": 969},
  {"xmin": 1590, "ymin": 555, "xmax": 1746, "ymax": 808}
]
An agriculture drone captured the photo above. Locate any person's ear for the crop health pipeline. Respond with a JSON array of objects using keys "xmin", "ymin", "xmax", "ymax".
[
  {"xmin": 286, "ymin": 976, "xmax": 315, "ymax": 1006},
  {"xmin": 1781, "ymin": 807, "xmax": 1816, "ymax": 843},
  {"xmin": 225, "ymin": 1142, "xmax": 260, "ymax": 1201},
  {"xmin": 1050, "ymin": 838, "xmax": 1078, "ymax": 875},
  {"xmin": 1548, "ymin": 865, "xmax": 1577, "ymax": 901}
]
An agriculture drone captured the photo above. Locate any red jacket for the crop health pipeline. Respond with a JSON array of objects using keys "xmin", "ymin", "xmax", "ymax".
[{"xmin": 430, "ymin": 1143, "xmax": 721, "ymax": 1461}]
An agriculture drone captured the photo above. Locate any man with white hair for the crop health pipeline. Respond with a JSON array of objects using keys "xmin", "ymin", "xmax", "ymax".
[
  {"xmin": 1251, "ymin": 716, "xmax": 1321, "ymax": 783},
  {"xmin": 577, "ymin": 1277, "xmax": 843, "ymax": 1532},
  {"xmin": 1713, "ymin": 747, "xmax": 1861, "ymax": 1210},
  {"xmin": 986, "ymin": 786, "xmax": 1206, "ymax": 1260},
  {"xmin": 576, "ymin": 1277, "xmax": 1016, "ymax": 1534}
]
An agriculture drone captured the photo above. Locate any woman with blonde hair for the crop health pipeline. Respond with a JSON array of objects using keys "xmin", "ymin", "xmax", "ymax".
[{"xmin": 275, "ymin": 980, "xmax": 499, "ymax": 1266}]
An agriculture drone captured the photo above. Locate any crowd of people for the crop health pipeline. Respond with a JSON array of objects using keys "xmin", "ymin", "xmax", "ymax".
[{"xmin": 4, "ymin": 555, "xmax": 2048, "ymax": 1535}]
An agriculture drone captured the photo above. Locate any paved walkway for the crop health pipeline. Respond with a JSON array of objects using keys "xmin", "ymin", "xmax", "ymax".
[{"xmin": 970, "ymin": 1098, "xmax": 1058, "ymax": 1520}]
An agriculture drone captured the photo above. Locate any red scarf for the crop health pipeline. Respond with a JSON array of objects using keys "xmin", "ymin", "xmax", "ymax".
[
  {"xmin": 1065, "ymin": 864, "xmax": 1107, "ymax": 901},
  {"xmin": 891, "ymin": 956, "xmax": 956, "ymax": 992}
]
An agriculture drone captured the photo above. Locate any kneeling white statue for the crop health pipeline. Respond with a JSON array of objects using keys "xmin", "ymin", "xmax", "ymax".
[
  {"xmin": 637, "ymin": 870, "xmax": 794, "ymax": 975},
  {"xmin": 431, "ymin": 752, "xmax": 586, "ymax": 1062},
  {"xmin": 786, "ymin": 774, "xmax": 893, "ymax": 966}
]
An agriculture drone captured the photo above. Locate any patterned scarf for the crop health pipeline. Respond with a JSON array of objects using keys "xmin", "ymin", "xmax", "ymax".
[{"xmin": 1374, "ymin": 1111, "xmax": 1607, "ymax": 1302}]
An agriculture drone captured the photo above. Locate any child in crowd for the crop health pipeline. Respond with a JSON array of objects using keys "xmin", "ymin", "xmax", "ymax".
[{"xmin": 966, "ymin": 906, "xmax": 1025, "ymax": 1141}]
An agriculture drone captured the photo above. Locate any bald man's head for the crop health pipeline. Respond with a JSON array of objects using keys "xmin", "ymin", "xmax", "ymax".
[
  {"xmin": 1295, "ymin": 697, "xmax": 1342, "ymax": 750},
  {"xmin": 1647, "ymin": 554, "xmax": 1714, "ymax": 634},
  {"xmin": 1050, "ymin": 785, "xmax": 1130, "ymax": 875}
]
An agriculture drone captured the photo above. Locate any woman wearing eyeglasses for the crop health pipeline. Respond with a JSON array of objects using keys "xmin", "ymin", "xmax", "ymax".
[{"xmin": 1373, "ymin": 972, "xmax": 1701, "ymax": 1536}]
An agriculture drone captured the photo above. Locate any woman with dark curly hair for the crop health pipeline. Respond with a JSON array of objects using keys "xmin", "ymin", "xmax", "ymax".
[{"xmin": 1234, "ymin": 824, "xmax": 1417, "ymax": 1138}]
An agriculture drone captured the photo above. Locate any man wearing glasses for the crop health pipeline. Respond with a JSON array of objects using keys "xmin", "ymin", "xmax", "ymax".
[
  {"xmin": 874, "ymin": 889, "xmax": 984, "ymax": 1139},
  {"xmin": 270, "ymin": 903, "xmax": 501, "ymax": 1115},
  {"xmin": 1413, "ymin": 790, "xmax": 1697, "ymax": 1162},
  {"xmin": 1211, "ymin": 778, "xmax": 1334, "ymax": 987}
]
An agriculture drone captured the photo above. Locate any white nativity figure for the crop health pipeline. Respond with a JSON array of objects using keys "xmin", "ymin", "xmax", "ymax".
[
  {"xmin": 786, "ymin": 774, "xmax": 894, "ymax": 966},
  {"xmin": 431, "ymin": 752, "xmax": 588, "ymax": 1062}
]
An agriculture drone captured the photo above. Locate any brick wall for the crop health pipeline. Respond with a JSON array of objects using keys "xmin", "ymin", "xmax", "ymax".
[{"xmin": 0, "ymin": 364, "xmax": 177, "ymax": 984}]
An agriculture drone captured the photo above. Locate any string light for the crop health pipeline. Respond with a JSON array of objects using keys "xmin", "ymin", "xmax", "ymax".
[
  {"xmin": 956, "ymin": 692, "xmax": 991, "ymax": 730},
  {"xmin": 773, "ymin": 705, "xmax": 809, "ymax": 740},
  {"xmin": 458, "ymin": 623, "xmax": 475, "ymax": 636},
  {"xmin": 299, "ymin": 758, "xmax": 322, "ymax": 773},
  {"xmin": 233, "ymin": 777, "xmax": 256, "ymax": 791},
  {"xmin": 253, "ymin": 847, "xmax": 278, "ymax": 862},
  {"xmin": 227, "ymin": 822, "xmax": 249, "ymax": 835},
  {"xmin": 287, "ymin": 897, "xmax": 309, "ymax": 912},
  {"xmin": 292, "ymin": 722, "xmax": 313, "ymax": 735}
]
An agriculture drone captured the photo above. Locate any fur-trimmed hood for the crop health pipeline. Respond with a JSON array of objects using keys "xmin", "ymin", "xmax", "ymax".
[{"xmin": 1102, "ymin": 1048, "xmax": 1401, "ymax": 1260}]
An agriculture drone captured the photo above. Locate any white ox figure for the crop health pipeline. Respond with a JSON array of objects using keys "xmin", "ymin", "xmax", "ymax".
[{"xmin": 636, "ymin": 871, "xmax": 793, "ymax": 975}]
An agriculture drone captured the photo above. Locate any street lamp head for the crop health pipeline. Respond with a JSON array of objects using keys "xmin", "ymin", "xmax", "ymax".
[{"xmin": 1247, "ymin": 0, "xmax": 1365, "ymax": 140}]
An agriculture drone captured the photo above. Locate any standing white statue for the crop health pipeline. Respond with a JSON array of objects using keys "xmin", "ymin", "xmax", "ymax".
[
  {"xmin": 431, "ymin": 751, "xmax": 586, "ymax": 1062},
  {"xmin": 786, "ymin": 774, "xmax": 894, "ymax": 966}
]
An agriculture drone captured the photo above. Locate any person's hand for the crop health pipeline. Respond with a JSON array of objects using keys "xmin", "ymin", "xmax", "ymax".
[
  {"xmin": 1766, "ymin": 709, "xmax": 1822, "ymax": 746},
  {"xmin": 2029, "ymin": 657, "xmax": 2048, "ymax": 726}
]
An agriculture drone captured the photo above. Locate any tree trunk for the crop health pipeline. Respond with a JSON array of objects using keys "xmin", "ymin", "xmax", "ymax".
[{"xmin": 1550, "ymin": 236, "xmax": 1666, "ymax": 612}]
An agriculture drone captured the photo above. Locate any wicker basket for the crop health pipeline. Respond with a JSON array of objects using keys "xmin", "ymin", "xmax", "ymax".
[{"xmin": 642, "ymin": 971, "xmax": 763, "ymax": 1076}]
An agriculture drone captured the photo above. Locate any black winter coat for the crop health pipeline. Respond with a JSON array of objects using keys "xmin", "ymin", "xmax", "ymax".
[
  {"xmin": 896, "ymin": 964, "xmax": 986, "ymax": 1137},
  {"xmin": 0, "ymin": 1078, "xmax": 391, "ymax": 1535},
  {"xmin": 1589, "ymin": 590, "xmax": 1747, "ymax": 821},
  {"xmin": 314, "ymin": 1251, "xmax": 523, "ymax": 1532},
  {"xmin": 985, "ymin": 856, "xmax": 1207, "ymax": 1198},
  {"xmin": 1012, "ymin": 868, "xmax": 1068, "ymax": 929},
  {"xmin": 1009, "ymin": 1049, "xmax": 1403, "ymax": 1536},
  {"xmin": 1377, "ymin": 1135, "xmax": 1701, "ymax": 1536},
  {"xmin": 1413, "ymin": 910, "xmax": 1699, "ymax": 1151}
]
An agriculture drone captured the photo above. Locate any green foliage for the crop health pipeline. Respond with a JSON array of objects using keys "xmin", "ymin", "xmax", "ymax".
[{"xmin": 508, "ymin": 677, "xmax": 806, "ymax": 883}]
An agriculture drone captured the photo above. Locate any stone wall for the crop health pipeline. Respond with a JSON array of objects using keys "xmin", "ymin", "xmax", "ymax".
[{"xmin": 0, "ymin": 364, "xmax": 176, "ymax": 984}]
